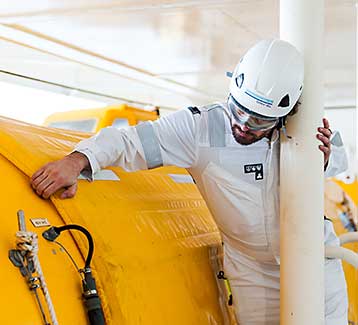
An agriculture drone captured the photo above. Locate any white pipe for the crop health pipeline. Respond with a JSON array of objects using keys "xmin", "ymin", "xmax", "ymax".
[
  {"xmin": 325, "ymin": 246, "xmax": 358, "ymax": 268},
  {"xmin": 280, "ymin": 0, "xmax": 325, "ymax": 324},
  {"xmin": 339, "ymin": 232, "xmax": 358, "ymax": 245}
]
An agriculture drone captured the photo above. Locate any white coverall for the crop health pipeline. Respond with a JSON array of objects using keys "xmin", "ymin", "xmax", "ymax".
[{"xmin": 76, "ymin": 103, "xmax": 348, "ymax": 325}]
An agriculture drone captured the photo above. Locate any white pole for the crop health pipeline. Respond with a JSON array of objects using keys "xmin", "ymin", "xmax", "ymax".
[{"xmin": 280, "ymin": 0, "xmax": 325, "ymax": 324}]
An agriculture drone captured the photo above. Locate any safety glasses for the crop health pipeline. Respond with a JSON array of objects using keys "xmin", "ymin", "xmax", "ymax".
[{"xmin": 227, "ymin": 96, "xmax": 279, "ymax": 131}]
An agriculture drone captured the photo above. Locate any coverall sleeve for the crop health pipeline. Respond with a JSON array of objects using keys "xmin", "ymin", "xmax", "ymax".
[
  {"xmin": 324, "ymin": 131, "xmax": 348, "ymax": 178},
  {"xmin": 74, "ymin": 108, "xmax": 198, "ymax": 179}
]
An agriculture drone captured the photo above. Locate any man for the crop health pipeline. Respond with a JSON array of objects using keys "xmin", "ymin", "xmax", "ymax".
[{"xmin": 31, "ymin": 39, "xmax": 348, "ymax": 324}]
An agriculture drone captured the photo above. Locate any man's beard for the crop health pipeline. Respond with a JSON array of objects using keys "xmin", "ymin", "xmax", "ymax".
[{"xmin": 231, "ymin": 125, "xmax": 267, "ymax": 145}]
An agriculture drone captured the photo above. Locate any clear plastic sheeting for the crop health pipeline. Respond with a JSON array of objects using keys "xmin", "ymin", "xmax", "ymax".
[
  {"xmin": 0, "ymin": 116, "xmax": 230, "ymax": 324},
  {"xmin": 325, "ymin": 179, "xmax": 358, "ymax": 325}
]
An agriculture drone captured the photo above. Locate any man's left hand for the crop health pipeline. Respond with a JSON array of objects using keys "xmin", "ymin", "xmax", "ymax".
[{"xmin": 317, "ymin": 118, "xmax": 332, "ymax": 168}]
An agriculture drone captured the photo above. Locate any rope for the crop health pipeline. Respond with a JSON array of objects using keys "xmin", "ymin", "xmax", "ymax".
[{"xmin": 16, "ymin": 231, "xmax": 59, "ymax": 325}]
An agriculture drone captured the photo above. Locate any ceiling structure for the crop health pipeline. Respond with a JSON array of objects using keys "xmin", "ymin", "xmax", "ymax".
[{"xmin": 0, "ymin": 0, "xmax": 355, "ymax": 112}]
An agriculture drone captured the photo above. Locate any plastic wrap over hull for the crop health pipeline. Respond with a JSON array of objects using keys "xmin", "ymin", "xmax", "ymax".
[{"xmin": 0, "ymin": 117, "xmax": 227, "ymax": 324}]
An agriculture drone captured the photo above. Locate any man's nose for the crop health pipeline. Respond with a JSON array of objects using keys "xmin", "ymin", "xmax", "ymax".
[{"xmin": 241, "ymin": 124, "xmax": 250, "ymax": 132}]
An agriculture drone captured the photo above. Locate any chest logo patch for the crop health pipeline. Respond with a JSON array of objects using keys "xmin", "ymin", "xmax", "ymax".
[{"xmin": 244, "ymin": 163, "xmax": 264, "ymax": 181}]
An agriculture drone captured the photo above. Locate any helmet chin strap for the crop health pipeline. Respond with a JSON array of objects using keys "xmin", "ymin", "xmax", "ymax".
[{"xmin": 277, "ymin": 116, "xmax": 292, "ymax": 139}]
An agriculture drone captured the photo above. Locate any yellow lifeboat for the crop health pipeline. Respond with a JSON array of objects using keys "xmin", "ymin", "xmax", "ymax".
[{"xmin": 0, "ymin": 116, "xmax": 227, "ymax": 324}]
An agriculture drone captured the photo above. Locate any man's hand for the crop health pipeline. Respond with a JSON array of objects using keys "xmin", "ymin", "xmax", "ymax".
[
  {"xmin": 31, "ymin": 152, "xmax": 89, "ymax": 199},
  {"xmin": 317, "ymin": 118, "xmax": 332, "ymax": 168}
]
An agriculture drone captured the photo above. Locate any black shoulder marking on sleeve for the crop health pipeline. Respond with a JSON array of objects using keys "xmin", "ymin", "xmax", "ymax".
[
  {"xmin": 187, "ymin": 106, "xmax": 201, "ymax": 115},
  {"xmin": 324, "ymin": 215, "xmax": 332, "ymax": 222}
]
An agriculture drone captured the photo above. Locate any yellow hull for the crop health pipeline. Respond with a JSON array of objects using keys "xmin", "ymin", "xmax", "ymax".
[{"xmin": 0, "ymin": 117, "xmax": 225, "ymax": 324}]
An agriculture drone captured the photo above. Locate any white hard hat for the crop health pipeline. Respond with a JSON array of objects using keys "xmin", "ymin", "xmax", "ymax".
[{"xmin": 229, "ymin": 39, "xmax": 304, "ymax": 118}]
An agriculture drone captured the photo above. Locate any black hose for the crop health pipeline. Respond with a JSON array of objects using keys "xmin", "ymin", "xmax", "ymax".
[
  {"xmin": 42, "ymin": 224, "xmax": 105, "ymax": 324},
  {"xmin": 43, "ymin": 224, "xmax": 94, "ymax": 268}
]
